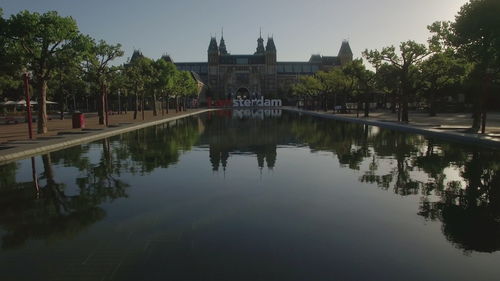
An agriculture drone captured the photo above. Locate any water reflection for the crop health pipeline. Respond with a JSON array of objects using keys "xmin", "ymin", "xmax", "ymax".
[{"xmin": 0, "ymin": 110, "xmax": 499, "ymax": 256}]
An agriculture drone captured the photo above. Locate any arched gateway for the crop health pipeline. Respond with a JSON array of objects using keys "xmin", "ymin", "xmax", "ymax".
[{"xmin": 235, "ymin": 88, "xmax": 250, "ymax": 99}]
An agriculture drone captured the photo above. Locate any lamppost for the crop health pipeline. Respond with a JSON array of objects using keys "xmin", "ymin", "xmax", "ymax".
[{"xmin": 23, "ymin": 71, "xmax": 33, "ymax": 139}]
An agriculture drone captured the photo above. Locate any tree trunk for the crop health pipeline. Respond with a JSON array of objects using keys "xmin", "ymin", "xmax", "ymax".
[
  {"xmin": 480, "ymin": 75, "xmax": 492, "ymax": 134},
  {"xmin": 166, "ymin": 93, "xmax": 169, "ymax": 114},
  {"xmin": 133, "ymin": 92, "xmax": 138, "ymax": 120},
  {"xmin": 59, "ymin": 92, "xmax": 65, "ymax": 120},
  {"xmin": 397, "ymin": 101, "xmax": 402, "ymax": 122},
  {"xmin": 153, "ymin": 91, "xmax": 158, "ymax": 116},
  {"xmin": 429, "ymin": 93, "xmax": 436, "ymax": 117},
  {"xmin": 98, "ymin": 82, "xmax": 105, "ymax": 125},
  {"xmin": 141, "ymin": 92, "xmax": 145, "ymax": 120},
  {"xmin": 391, "ymin": 93, "xmax": 397, "ymax": 113},
  {"xmin": 104, "ymin": 85, "xmax": 109, "ymax": 127},
  {"xmin": 401, "ymin": 93, "xmax": 409, "ymax": 122},
  {"xmin": 37, "ymin": 80, "xmax": 48, "ymax": 134},
  {"xmin": 59, "ymin": 75, "xmax": 65, "ymax": 120},
  {"xmin": 161, "ymin": 91, "xmax": 165, "ymax": 116},
  {"xmin": 333, "ymin": 92, "xmax": 337, "ymax": 114},
  {"xmin": 364, "ymin": 92, "xmax": 369, "ymax": 118},
  {"xmin": 175, "ymin": 96, "xmax": 179, "ymax": 113}
]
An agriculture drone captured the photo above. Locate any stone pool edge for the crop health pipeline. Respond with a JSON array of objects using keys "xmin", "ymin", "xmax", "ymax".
[
  {"xmin": 0, "ymin": 109, "xmax": 217, "ymax": 165},
  {"xmin": 285, "ymin": 107, "xmax": 500, "ymax": 149}
]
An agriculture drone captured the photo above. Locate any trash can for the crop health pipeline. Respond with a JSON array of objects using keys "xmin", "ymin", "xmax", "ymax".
[{"xmin": 72, "ymin": 113, "xmax": 85, "ymax": 129}]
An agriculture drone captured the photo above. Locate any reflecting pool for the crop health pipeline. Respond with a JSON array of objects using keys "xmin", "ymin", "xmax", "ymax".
[{"xmin": 1, "ymin": 110, "xmax": 500, "ymax": 281}]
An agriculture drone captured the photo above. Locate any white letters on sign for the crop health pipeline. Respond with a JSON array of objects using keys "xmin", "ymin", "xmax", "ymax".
[{"xmin": 232, "ymin": 97, "xmax": 282, "ymax": 107}]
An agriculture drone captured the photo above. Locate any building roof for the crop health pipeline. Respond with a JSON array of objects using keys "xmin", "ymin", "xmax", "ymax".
[
  {"xmin": 309, "ymin": 54, "xmax": 322, "ymax": 63},
  {"xmin": 338, "ymin": 40, "xmax": 353, "ymax": 57},
  {"xmin": 219, "ymin": 37, "xmax": 228, "ymax": 55},
  {"xmin": 208, "ymin": 37, "xmax": 218, "ymax": 53},
  {"xmin": 190, "ymin": 71, "xmax": 204, "ymax": 84},
  {"xmin": 266, "ymin": 37, "xmax": 276, "ymax": 52},
  {"xmin": 161, "ymin": 54, "xmax": 173, "ymax": 63},
  {"xmin": 321, "ymin": 56, "xmax": 340, "ymax": 65}
]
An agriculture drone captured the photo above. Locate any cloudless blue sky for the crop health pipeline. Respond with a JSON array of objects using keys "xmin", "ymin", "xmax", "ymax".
[{"xmin": 2, "ymin": 0, "xmax": 468, "ymax": 64}]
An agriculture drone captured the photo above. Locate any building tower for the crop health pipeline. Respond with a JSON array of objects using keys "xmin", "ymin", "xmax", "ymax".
[
  {"xmin": 219, "ymin": 30, "xmax": 228, "ymax": 55},
  {"xmin": 338, "ymin": 40, "xmax": 353, "ymax": 65},
  {"xmin": 208, "ymin": 37, "xmax": 220, "ymax": 98},
  {"xmin": 255, "ymin": 30, "xmax": 265, "ymax": 54},
  {"xmin": 265, "ymin": 37, "xmax": 277, "ymax": 97}
]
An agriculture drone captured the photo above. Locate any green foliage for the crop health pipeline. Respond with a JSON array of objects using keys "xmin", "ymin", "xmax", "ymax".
[
  {"xmin": 453, "ymin": 0, "xmax": 500, "ymax": 72},
  {"xmin": 364, "ymin": 41, "xmax": 429, "ymax": 121},
  {"xmin": 85, "ymin": 39, "xmax": 123, "ymax": 85},
  {"xmin": 174, "ymin": 71, "xmax": 198, "ymax": 97},
  {"xmin": 6, "ymin": 10, "xmax": 81, "ymax": 79},
  {"xmin": 342, "ymin": 59, "xmax": 375, "ymax": 96},
  {"xmin": 375, "ymin": 63, "xmax": 400, "ymax": 96},
  {"xmin": 125, "ymin": 54, "xmax": 154, "ymax": 93},
  {"xmin": 154, "ymin": 59, "xmax": 177, "ymax": 94},
  {"xmin": 292, "ymin": 75, "xmax": 323, "ymax": 97},
  {"xmin": 418, "ymin": 52, "xmax": 469, "ymax": 98}
]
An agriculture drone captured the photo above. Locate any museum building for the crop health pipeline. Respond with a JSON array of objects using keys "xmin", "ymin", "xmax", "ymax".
[{"xmin": 175, "ymin": 34, "xmax": 353, "ymax": 99}]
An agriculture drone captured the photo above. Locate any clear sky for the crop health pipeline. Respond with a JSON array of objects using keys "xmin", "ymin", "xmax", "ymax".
[{"xmin": 2, "ymin": 0, "xmax": 469, "ymax": 64}]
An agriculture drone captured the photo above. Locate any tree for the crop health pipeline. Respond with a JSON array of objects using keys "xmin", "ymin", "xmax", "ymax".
[
  {"xmin": 50, "ymin": 35, "xmax": 91, "ymax": 119},
  {"xmin": 374, "ymin": 63, "xmax": 400, "ymax": 113},
  {"xmin": 292, "ymin": 75, "xmax": 323, "ymax": 109},
  {"xmin": 453, "ymin": 0, "xmax": 500, "ymax": 133},
  {"xmin": 342, "ymin": 59, "xmax": 376, "ymax": 117},
  {"xmin": 86, "ymin": 40, "xmax": 123, "ymax": 126},
  {"xmin": 363, "ymin": 41, "xmax": 429, "ymax": 122},
  {"xmin": 124, "ymin": 52, "xmax": 154, "ymax": 120},
  {"xmin": 154, "ymin": 58, "xmax": 177, "ymax": 115},
  {"xmin": 0, "ymin": 8, "xmax": 22, "ymax": 101},
  {"xmin": 174, "ymin": 71, "xmax": 197, "ymax": 112},
  {"xmin": 418, "ymin": 52, "xmax": 469, "ymax": 116},
  {"xmin": 107, "ymin": 67, "xmax": 128, "ymax": 114},
  {"xmin": 5, "ymin": 11, "xmax": 82, "ymax": 133}
]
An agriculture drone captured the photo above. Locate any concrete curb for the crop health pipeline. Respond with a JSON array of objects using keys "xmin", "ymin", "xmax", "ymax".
[
  {"xmin": 285, "ymin": 107, "xmax": 500, "ymax": 149},
  {"xmin": 0, "ymin": 109, "xmax": 216, "ymax": 165}
]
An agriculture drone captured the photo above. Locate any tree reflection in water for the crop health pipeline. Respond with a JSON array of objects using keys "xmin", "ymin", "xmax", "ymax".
[
  {"xmin": 0, "ymin": 117, "xmax": 203, "ymax": 249},
  {"xmin": 0, "ymin": 110, "xmax": 499, "ymax": 253},
  {"xmin": 202, "ymin": 111, "xmax": 500, "ymax": 253}
]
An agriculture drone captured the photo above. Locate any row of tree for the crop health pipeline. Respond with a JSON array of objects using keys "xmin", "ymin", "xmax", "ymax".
[
  {"xmin": 0, "ymin": 9, "xmax": 199, "ymax": 133},
  {"xmin": 292, "ymin": 0, "xmax": 500, "ymax": 132}
]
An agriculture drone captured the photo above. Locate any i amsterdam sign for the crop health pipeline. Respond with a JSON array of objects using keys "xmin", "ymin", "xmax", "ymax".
[{"xmin": 211, "ymin": 97, "xmax": 282, "ymax": 107}]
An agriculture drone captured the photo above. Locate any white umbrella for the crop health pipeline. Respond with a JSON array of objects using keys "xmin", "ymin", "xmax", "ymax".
[
  {"xmin": 15, "ymin": 100, "xmax": 35, "ymax": 105},
  {"xmin": 0, "ymin": 100, "xmax": 16, "ymax": 106},
  {"xmin": 16, "ymin": 100, "xmax": 57, "ymax": 105}
]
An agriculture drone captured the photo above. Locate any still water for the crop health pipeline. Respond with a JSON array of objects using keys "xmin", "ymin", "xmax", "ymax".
[{"xmin": 0, "ymin": 110, "xmax": 499, "ymax": 281}]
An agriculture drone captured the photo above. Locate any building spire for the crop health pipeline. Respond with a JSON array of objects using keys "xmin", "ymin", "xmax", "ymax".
[
  {"xmin": 208, "ymin": 36, "xmax": 218, "ymax": 53},
  {"xmin": 219, "ymin": 28, "xmax": 228, "ymax": 55},
  {"xmin": 255, "ymin": 28, "xmax": 265, "ymax": 54},
  {"xmin": 266, "ymin": 36, "xmax": 276, "ymax": 52}
]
